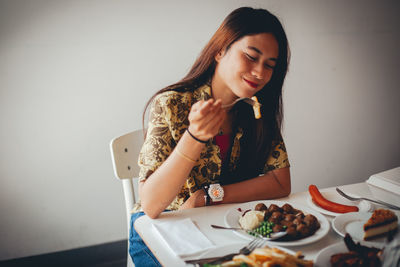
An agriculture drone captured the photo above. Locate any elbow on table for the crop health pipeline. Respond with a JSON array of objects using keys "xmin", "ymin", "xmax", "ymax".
[
  {"xmin": 141, "ymin": 202, "xmax": 162, "ymax": 219},
  {"xmin": 274, "ymin": 182, "xmax": 291, "ymax": 198},
  {"xmin": 278, "ymin": 168, "xmax": 291, "ymax": 197},
  {"xmin": 281, "ymin": 185, "xmax": 291, "ymax": 197}
]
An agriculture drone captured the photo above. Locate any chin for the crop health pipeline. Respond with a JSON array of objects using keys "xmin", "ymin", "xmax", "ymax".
[{"xmin": 231, "ymin": 85, "xmax": 259, "ymax": 98}]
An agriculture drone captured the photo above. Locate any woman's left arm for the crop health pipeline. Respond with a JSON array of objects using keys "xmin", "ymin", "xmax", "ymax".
[
  {"xmin": 222, "ymin": 167, "xmax": 291, "ymax": 203},
  {"xmin": 179, "ymin": 167, "xmax": 290, "ymax": 209}
]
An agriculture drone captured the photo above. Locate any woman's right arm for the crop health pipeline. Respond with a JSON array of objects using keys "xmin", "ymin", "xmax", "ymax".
[{"xmin": 139, "ymin": 98, "xmax": 225, "ymax": 219}]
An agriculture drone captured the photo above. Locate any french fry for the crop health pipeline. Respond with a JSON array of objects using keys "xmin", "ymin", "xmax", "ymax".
[{"xmin": 251, "ymin": 96, "xmax": 261, "ymax": 119}]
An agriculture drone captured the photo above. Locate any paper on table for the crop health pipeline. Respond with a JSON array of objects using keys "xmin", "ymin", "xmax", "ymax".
[{"xmin": 152, "ymin": 218, "xmax": 215, "ymax": 257}]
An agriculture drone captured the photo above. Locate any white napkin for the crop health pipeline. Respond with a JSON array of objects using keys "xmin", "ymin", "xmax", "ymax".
[{"xmin": 152, "ymin": 218, "xmax": 215, "ymax": 257}]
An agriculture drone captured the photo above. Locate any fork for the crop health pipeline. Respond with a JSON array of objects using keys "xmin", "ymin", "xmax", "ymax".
[
  {"xmin": 210, "ymin": 224, "xmax": 287, "ymax": 240},
  {"xmin": 221, "ymin": 97, "xmax": 261, "ymax": 109},
  {"xmin": 184, "ymin": 237, "xmax": 266, "ymax": 265},
  {"xmin": 336, "ymin": 188, "xmax": 400, "ymax": 210}
]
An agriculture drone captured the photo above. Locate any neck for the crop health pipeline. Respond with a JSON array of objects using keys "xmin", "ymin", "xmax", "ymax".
[{"xmin": 210, "ymin": 74, "xmax": 237, "ymax": 106}]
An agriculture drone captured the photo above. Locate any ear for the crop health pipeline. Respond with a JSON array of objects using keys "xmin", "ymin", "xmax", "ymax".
[{"xmin": 215, "ymin": 51, "xmax": 224, "ymax": 63}]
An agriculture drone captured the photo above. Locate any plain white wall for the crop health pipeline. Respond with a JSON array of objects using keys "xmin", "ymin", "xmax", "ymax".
[{"xmin": 1, "ymin": 0, "xmax": 399, "ymax": 260}]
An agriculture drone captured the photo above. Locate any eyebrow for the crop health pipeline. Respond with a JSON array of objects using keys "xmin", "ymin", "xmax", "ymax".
[{"xmin": 247, "ymin": 46, "xmax": 277, "ymax": 61}]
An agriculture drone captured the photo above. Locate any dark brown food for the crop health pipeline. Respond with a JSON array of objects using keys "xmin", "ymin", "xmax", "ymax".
[
  {"xmin": 271, "ymin": 211, "xmax": 283, "ymax": 221},
  {"xmin": 296, "ymin": 223, "xmax": 310, "ymax": 236},
  {"xmin": 273, "ymin": 224, "xmax": 283, "ymax": 233},
  {"xmin": 284, "ymin": 214, "xmax": 296, "ymax": 221},
  {"xmin": 282, "ymin": 203, "xmax": 294, "ymax": 213},
  {"xmin": 263, "ymin": 210, "xmax": 271, "ymax": 221},
  {"xmin": 281, "ymin": 220, "xmax": 294, "ymax": 228},
  {"xmin": 293, "ymin": 217, "xmax": 303, "ymax": 225},
  {"xmin": 330, "ymin": 234, "xmax": 382, "ymax": 267},
  {"xmin": 255, "ymin": 203, "xmax": 268, "ymax": 211},
  {"xmin": 254, "ymin": 203, "xmax": 321, "ymax": 241},
  {"xmin": 268, "ymin": 204, "xmax": 281, "ymax": 213},
  {"xmin": 295, "ymin": 212, "xmax": 305, "ymax": 219},
  {"xmin": 286, "ymin": 226, "xmax": 298, "ymax": 238}
]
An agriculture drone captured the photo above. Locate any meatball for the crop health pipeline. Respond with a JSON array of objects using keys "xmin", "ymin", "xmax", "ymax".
[
  {"xmin": 271, "ymin": 211, "xmax": 283, "ymax": 222},
  {"xmin": 263, "ymin": 210, "xmax": 271, "ymax": 221},
  {"xmin": 293, "ymin": 217, "xmax": 303, "ymax": 225},
  {"xmin": 296, "ymin": 223, "xmax": 310, "ymax": 237},
  {"xmin": 273, "ymin": 224, "xmax": 283, "ymax": 233},
  {"xmin": 281, "ymin": 220, "xmax": 294, "ymax": 228},
  {"xmin": 304, "ymin": 214, "xmax": 318, "ymax": 228},
  {"xmin": 286, "ymin": 226, "xmax": 298, "ymax": 238},
  {"xmin": 295, "ymin": 212, "xmax": 305, "ymax": 219},
  {"xmin": 255, "ymin": 203, "xmax": 268, "ymax": 211},
  {"xmin": 282, "ymin": 203, "xmax": 294, "ymax": 213},
  {"xmin": 268, "ymin": 204, "xmax": 281, "ymax": 213},
  {"xmin": 284, "ymin": 214, "xmax": 296, "ymax": 222},
  {"xmin": 268, "ymin": 216, "xmax": 280, "ymax": 225}
]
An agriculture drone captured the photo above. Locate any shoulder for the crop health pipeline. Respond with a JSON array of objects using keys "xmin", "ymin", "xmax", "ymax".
[{"xmin": 153, "ymin": 90, "xmax": 194, "ymax": 109}]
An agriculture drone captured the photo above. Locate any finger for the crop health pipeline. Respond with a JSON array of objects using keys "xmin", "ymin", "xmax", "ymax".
[
  {"xmin": 206, "ymin": 110, "xmax": 226, "ymax": 134},
  {"xmin": 199, "ymin": 101, "xmax": 224, "ymax": 126},
  {"xmin": 189, "ymin": 107, "xmax": 224, "ymax": 139},
  {"xmin": 198, "ymin": 99, "xmax": 215, "ymax": 116},
  {"xmin": 190, "ymin": 99, "xmax": 215, "ymax": 122},
  {"xmin": 198, "ymin": 109, "xmax": 226, "ymax": 137}
]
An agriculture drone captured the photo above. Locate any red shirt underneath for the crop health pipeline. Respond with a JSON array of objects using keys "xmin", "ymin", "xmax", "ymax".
[{"xmin": 214, "ymin": 134, "xmax": 231, "ymax": 162}]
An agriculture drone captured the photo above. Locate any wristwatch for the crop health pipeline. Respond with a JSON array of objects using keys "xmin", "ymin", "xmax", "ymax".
[{"xmin": 208, "ymin": 184, "xmax": 224, "ymax": 204}]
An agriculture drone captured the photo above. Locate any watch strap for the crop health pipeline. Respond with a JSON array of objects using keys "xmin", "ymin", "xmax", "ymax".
[{"xmin": 202, "ymin": 185, "xmax": 211, "ymax": 206}]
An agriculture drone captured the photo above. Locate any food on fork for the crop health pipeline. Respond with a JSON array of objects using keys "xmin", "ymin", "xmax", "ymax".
[
  {"xmin": 330, "ymin": 233, "xmax": 383, "ymax": 267},
  {"xmin": 216, "ymin": 246, "xmax": 313, "ymax": 267},
  {"xmin": 308, "ymin": 185, "xmax": 359, "ymax": 213},
  {"xmin": 251, "ymin": 96, "xmax": 261, "ymax": 119},
  {"xmin": 363, "ymin": 209, "xmax": 398, "ymax": 240}
]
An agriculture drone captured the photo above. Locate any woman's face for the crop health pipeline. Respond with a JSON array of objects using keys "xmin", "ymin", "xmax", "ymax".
[{"xmin": 214, "ymin": 33, "xmax": 279, "ymax": 98}]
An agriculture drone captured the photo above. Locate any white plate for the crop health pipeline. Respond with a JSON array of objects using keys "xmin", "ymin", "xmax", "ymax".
[
  {"xmin": 314, "ymin": 240, "xmax": 384, "ymax": 267},
  {"xmin": 183, "ymin": 242, "xmax": 295, "ymax": 261},
  {"xmin": 306, "ymin": 190, "xmax": 372, "ymax": 217},
  {"xmin": 224, "ymin": 200, "xmax": 330, "ymax": 247},
  {"xmin": 332, "ymin": 211, "xmax": 394, "ymax": 243}
]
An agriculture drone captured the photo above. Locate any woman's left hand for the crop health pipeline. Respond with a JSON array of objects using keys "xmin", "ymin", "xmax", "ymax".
[{"xmin": 179, "ymin": 189, "xmax": 206, "ymax": 210}]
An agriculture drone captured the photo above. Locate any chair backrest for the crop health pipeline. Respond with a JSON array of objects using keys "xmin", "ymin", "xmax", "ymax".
[{"xmin": 110, "ymin": 129, "xmax": 144, "ymax": 226}]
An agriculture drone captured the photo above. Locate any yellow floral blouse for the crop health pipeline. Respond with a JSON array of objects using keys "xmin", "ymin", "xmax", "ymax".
[{"xmin": 132, "ymin": 84, "xmax": 290, "ymax": 212}]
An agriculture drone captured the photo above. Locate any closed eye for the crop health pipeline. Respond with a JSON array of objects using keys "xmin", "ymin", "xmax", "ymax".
[
  {"xmin": 264, "ymin": 63, "xmax": 275, "ymax": 69},
  {"xmin": 245, "ymin": 53, "xmax": 257, "ymax": 61}
]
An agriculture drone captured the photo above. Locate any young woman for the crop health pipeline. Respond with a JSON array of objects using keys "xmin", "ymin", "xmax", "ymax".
[{"xmin": 129, "ymin": 7, "xmax": 291, "ymax": 266}]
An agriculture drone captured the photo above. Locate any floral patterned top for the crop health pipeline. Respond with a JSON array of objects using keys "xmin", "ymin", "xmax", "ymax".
[{"xmin": 132, "ymin": 84, "xmax": 290, "ymax": 212}]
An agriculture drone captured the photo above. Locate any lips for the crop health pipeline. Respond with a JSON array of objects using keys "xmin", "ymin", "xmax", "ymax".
[{"xmin": 243, "ymin": 78, "xmax": 259, "ymax": 89}]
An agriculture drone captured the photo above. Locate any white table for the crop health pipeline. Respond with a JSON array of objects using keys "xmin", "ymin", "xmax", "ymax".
[{"xmin": 134, "ymin": 183, "xmax": 383, "ymax": 266}]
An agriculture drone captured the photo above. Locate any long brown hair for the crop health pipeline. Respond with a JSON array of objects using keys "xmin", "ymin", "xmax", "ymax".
[{"xmin": 143, "ymin": 7, "xmax": 290, "ymax": 182}]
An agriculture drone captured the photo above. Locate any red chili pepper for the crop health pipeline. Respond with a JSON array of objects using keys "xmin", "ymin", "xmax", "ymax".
[{"xmin": 309, "ymin": 185, "xmax": 359, "ymax": 213}]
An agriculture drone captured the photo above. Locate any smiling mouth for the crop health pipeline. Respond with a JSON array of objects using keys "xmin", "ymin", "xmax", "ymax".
[{"xmin": 243, "ymin": 78, "xmax": 259, "ymax": 89}]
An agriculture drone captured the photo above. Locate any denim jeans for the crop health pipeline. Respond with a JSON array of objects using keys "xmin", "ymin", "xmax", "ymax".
[{"xmin": 129, "ymin": 212, "xmax": 162, "ymax": 267}]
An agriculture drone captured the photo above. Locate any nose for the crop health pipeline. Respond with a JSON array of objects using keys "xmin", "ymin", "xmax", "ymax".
[{"xmin": 251, "ymin": 63, "xmax": 264, "ymax": 80}]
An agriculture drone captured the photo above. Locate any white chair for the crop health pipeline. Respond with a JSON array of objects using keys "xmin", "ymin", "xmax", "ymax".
[{"xmin": 110, "ymin": 129, "xmax": 144, "ymax": 267}]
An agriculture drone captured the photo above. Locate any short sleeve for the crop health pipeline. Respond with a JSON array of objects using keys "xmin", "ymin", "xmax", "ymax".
[
  {"xmin": 263, "ymin": 140, "xmax": 290, "ymax": 173},
  {"xmin": 138, "ymin": 94, "xmax": 174, "ymax": 181}
]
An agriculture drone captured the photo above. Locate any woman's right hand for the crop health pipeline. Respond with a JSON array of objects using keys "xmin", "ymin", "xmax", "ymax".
[{"xmin": 188, "ymin": 99, "xmax": 226, "ymax": 141}]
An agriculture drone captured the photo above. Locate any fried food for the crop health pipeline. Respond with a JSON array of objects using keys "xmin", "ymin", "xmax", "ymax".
[
  {"xmin": 251, "ymin": 96, "xmax": 261, "ymax": 119},
  {"xmin": 220, "ymin": 246, "xmax": 313, "ymax": 267}
]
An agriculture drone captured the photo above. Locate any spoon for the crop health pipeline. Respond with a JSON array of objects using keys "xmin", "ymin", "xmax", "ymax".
[
  {"xmin": 211, "ymin": 224, "xmax": 287, "ymax": 240},
  {"xmin": 221, "ymin": 97, "xmax": 261, "ymax": 109}
]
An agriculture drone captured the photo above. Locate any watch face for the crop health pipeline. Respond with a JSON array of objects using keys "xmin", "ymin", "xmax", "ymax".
[{"xmin": 208, "ymin": 184, "xmax": 224, "ymax": 201}]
